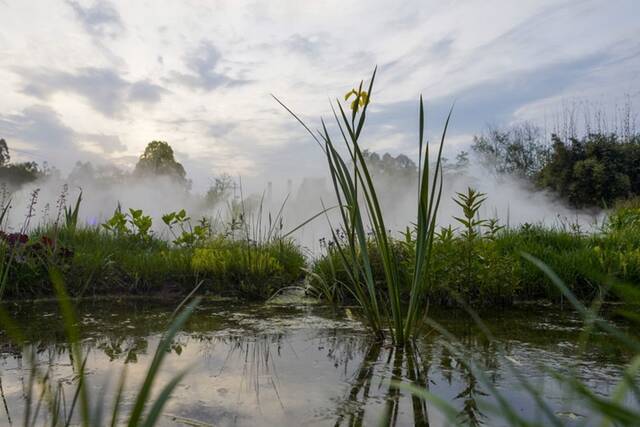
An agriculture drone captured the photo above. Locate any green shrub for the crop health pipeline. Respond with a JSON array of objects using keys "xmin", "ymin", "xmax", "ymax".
[{"xmin": 310, "ymin": 233, "xmax": 520, "ymax": 307}]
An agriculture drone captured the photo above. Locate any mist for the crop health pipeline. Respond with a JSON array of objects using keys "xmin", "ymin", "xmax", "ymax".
[{"xmin": 1, "ymin": 144, "xmax": 603, "ymax": 257}]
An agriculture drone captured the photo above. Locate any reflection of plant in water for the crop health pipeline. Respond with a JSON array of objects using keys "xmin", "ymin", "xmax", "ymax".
[
  {"xmin": 402, "ymin": 256, "xmax": 640, "ymax": 426},
  {"xmin": 333, "ymin": 342, "xmax": 383, "ymax": 425},
  {"xmin": 0, "ymin": 268, "xmax": 200, "ymax": 426},
  {"xmin": 0, "ymin": 372, "xmax": 10, "ymax": 425},
  {"xmin": 98, "ymin": 335, "xmax": 150, "ymax": 363},
  {"xmin": 454, "ymin": 355, "xmax": 488, "ymax": 427},
  {"xmin": 333, "ymin": 341, "xmax": 429, "ymax": 426},
  {"xmin": 330, "ymin": 335, "xmax": 499, "ymax": 426},
  {"xmin": 328, "ymin": 314, "xmax": 528, "ymax": 426},
  {"xmin": 215, "ymin": 333, "xmax": 287, "ymax": 409},
  {"xmin": 439, "ymin": 346, "xmax": 454, "ymax": 385},
  {"xmin": 316, "ymin": 332, "xmax": 370, "ymax": 375}
]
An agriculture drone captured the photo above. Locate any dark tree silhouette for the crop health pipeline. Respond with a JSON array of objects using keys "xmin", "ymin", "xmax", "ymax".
[{"xmin": 134, "ymin": 141, "xmax": 190, "ymax": 189}]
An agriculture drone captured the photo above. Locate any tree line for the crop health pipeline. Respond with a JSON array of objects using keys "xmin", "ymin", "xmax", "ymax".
[
  {"xmin": 0, "ymin": 139, "xmax": 192, "ymax": 189},
  {"xmin": 471, "ymin": 123, "xmax": 640, "ymax": 208},
  {"xmin": 3, "ymin": 119, "xmax": 640, "ymax": 209}
]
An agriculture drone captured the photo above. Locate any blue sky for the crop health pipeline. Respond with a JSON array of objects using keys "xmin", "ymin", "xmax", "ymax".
[{"xmin": 0, "ymin": 0, "xmax": 638, "ymax": 189}]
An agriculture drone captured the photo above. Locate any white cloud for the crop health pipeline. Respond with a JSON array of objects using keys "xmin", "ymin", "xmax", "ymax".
[{"xmin": 0, "ymin": 0, "xmax": 638, "ymax": 189}]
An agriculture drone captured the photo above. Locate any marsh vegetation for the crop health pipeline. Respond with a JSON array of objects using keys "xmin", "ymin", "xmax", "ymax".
[{"xmin": 0, "ymin": 73, "xmax": 639, "ymax": 426}]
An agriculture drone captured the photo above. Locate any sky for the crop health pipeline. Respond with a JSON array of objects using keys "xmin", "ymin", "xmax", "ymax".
[{"xmin": 0, "ymin": 0, "xmax": 639, "ymax": 191}]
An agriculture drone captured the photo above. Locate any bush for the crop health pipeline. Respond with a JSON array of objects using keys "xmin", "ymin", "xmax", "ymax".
[{"xmin": 538, "ymin": 133, "xmax": 640, "ymax": 208}]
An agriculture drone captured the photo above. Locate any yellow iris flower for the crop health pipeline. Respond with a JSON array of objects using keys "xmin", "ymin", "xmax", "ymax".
[{"xmin": 344, "ymin": 88, "xmax": 370, "ymax": 113}]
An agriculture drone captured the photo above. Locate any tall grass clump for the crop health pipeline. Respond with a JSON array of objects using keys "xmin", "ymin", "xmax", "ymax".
[{"xmin": 275, "ymin": 69, "xmax": 450, "ymax": 345}]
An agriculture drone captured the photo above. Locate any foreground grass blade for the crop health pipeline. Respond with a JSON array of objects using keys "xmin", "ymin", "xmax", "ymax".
[
  {"xmin": 127, "ymin": 297, "xmax": 200, "ymax": 427},
  {"xmin": 110, "ymin": 367, "xmax": 128, "ymax": 427}
]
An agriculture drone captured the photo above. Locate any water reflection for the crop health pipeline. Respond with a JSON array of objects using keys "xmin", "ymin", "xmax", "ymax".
[
  {"xmin": 0, "ymin": 300, "xmax": 634, "ymax": 426},
  {"xmin": 0, "ymin": 373, "xmax": 11, "ymax": 425},
  {"xmin": 220, "ymin": 333, "xmax": 287, "ymax": 409},
  {"xmin": 333, "ymin": 342, "xmax": 431, "ymax": 426}
]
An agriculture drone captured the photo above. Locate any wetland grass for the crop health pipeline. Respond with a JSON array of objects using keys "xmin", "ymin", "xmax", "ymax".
[{"xmin": 276, "ymin": 69, "xmax": 450, "ymax": 345}]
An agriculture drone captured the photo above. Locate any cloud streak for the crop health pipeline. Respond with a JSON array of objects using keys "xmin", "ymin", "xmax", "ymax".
[
  {"xmin": 19, "ymin": 67, "xmax": 166, "ymax": 117},
  {"xmin": 67, "ymin": 0, "xmax": 123, "ymax": 39},
  {"xmin": 172, "ymin": 40, "xmax": 249, "ymax": 91},
  {"xmin": 0, "ymin": 105, "xmax": 126, "ymax": 169},
  {"xmin": 0, "ymin": 0, "xmax": 637, "ymax": 188}
]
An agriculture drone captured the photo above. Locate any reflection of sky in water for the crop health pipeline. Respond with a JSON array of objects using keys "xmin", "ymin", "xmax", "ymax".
[{"xmin": 0, "ymin": 300, "xmax": 636, "ymax": 426}]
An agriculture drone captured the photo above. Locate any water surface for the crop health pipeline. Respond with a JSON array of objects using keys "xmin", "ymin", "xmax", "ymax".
[{"xmin": 0, "ymin": 298, "xmax": 634, "ymax": 426}]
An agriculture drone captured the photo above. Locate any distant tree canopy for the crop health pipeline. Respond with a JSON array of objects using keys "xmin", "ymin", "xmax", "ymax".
[
  {"xmin": 0, "ymin": 138, "xmax": 41, "ymax": 188},
  {"xmin": 68, "ymin": 161, "xmax": 127, "ymax": 187},
  {"xmin": 205, "ymin": 174, "xmax": 234, "ymax": 207},
  {"xmin": 359, "ymin": 150, "xmax": 419, "ymax": 213},
  {"xmin": 0, "ymin": 139, "xmax": 10, "ymax": 166},
  {"xmin": 538, "ymin": 133, "xmax": 640, "ymax": 208},
  {"xmin": 472, "ymin": 123, "xmax": 550, "ymax": 179},
  {"xmin": 134, "ymin": 141, "xmax": 190, "ymax": 188},
  {"xmin": 361, "ymin": 150, "xmax": 418, "ymax": 183},
  {"xmin": 470, "ymin": 123, "xmax": 640, "ymax": 208}
]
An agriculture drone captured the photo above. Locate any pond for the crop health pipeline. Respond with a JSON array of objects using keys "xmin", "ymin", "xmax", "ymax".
[{"xmin": 0, "ymin": 297, "xmax": 634, "ymax": 426}]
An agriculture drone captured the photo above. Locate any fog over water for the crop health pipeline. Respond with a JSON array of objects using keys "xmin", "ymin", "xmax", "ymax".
[{"xmin": 2, "ymin": 145, "xmax": 601, "ymax": 256}]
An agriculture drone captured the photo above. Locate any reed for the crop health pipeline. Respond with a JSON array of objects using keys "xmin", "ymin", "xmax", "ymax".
[{"xmin": 275, "ymin": 69, "xmax": 450, "ymax": 345}]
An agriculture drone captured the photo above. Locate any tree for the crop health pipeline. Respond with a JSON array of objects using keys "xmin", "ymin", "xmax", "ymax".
[
  {"xmin": 0, "ymin": 139, "xmax": 10, "ymax": 166},
  {"xmin": 539, "ymin": 133, "xmax": 640, "ymax": 208},
  {"xmin": 205, "ymin": 174, "xmax": 234, "ymax": 207},
  {"xmin": 443, "ymin": 151, "xmax": 470, "ymax": 175},
  {"xmin": 69, "ymin": 161, "xmax": 128, "ymax": 187},
  {"xmin": 472, "ymin": 122, "xmax": 549, "ymax": 179},
  {"xmin": 358, "ymin": 150, "xmax": 419, "ymax": 215},
  {"xmin": 0, "ymin": 138, "xmax": 40, "ymax": 188},
  {"xmin": 0, "ymin": 162, "xmax": 40, "ymax": 187},
  {"xmin": 361, "ymin": 150, "xmax": 418, "ymax": 183},
  {"xmin": 134, "ymin": 141, "xmax": 190, "ymax": 188}
]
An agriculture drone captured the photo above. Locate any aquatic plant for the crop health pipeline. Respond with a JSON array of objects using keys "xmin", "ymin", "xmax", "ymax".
[
  {"xmin": 453, "ymin": 187, "xmax": 487, "ymax": 240},
  {"xmin": 401, "ymin": 255, "xmax": 640, "ymax": 426},
  {"xmin": 0, "ymin": 267, "xmax": 200, "ymax": 426},
  {"xmin": 0, "ymin": 189, "xmax": 42, "ymax": 299},
  {"xmin": 191, "ymin": 237, "xmax": 304, "ymax": 299},
  {"xmin": 276, "ymin": 70, "xmax": 449, "ymax": 345},
  {"xmin": 102, "ymin": 205, "xmax": 153, "ymax": 242},
  {"xmin": 454, "ymin": 187, "xmax": 487, "ymax": 290},
  {"xmin": 101, "ymin": 205, "xmax": 129, "ymax": 236},
  {"xmin": 0, "ymin": 189, "xmax": 306, "ymax": 299},
  {"xmin": 607, "ymin": 196, "xmax": 640, "ymax": 232}
]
